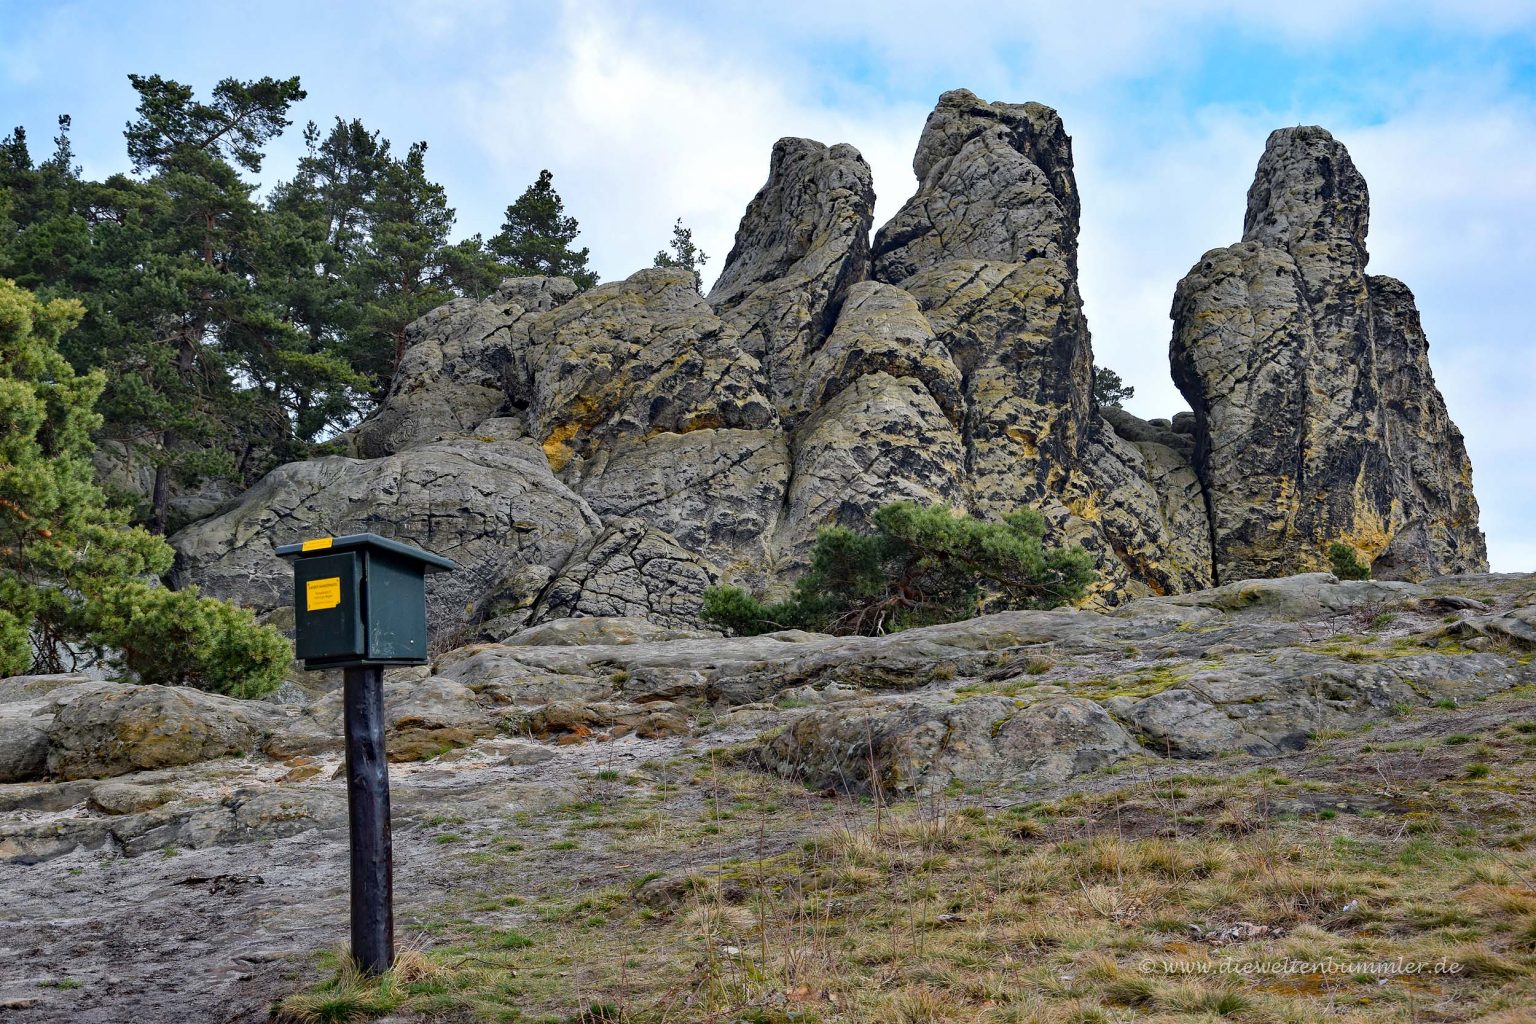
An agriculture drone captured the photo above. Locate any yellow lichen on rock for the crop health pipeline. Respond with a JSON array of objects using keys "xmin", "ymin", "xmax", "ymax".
[
  {"xmin": 1004, "ymin": 426, "xmax": 1041, "ymax": 459},
  {"xmin": 540, "ymin": 423, "xmax": 582, "ymax": 473},
  {"xmin": 1067, "ymin": 494, "xmax": 1101, "ymax": 523}
]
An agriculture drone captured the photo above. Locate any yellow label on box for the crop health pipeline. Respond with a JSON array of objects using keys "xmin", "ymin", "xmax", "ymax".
[
  {"xmin": 301, "ymin": 537, "xmax": 333, "ymax": 551},
  {"xmin": 306, "ymin": 576, "xmax": 342, "ymax": 611}
]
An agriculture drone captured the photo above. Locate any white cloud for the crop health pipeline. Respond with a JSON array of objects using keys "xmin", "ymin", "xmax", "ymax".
[{"xmin": 458, "ymin": 5, "xmax": 921, "ymax": 290}]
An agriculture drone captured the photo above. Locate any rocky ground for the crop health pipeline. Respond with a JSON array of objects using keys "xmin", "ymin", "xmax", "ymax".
[{"xmin": 1, "ymin": 572, "xmax": 1533, "ymax": 1022}]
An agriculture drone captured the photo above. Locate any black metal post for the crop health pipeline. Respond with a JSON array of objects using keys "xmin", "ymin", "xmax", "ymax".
[{"xmin": 343, "ymin": 665, "xmax": 394, "ymax": 975}]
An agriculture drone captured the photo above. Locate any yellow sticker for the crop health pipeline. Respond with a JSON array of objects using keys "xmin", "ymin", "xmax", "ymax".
[
  {"xmin": 306, "ymin": 576, "xmax": 342, "ymax": 611},
  {"xmin": 301, "ymin": 537, "xmax": 333, "ymax": 551}
]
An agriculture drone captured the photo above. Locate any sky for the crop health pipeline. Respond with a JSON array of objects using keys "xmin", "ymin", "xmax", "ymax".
[{"xmin": 2, "ymin": 0, "xmax": 1534, "ymax": 570}]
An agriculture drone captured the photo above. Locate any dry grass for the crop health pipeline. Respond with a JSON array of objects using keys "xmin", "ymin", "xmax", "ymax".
[
  {"xmin": 281, "ymin": 709, "xmax": 1536, "ymax": 1023},
  {"xmin": 274, "ymin": 947, "xmax": 445, "ymax": 1023}
]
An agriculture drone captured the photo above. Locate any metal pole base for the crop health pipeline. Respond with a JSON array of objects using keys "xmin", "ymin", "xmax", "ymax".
[{"xmin": 343, "ymin": 665, "xmax": 394, "ymax": 974}]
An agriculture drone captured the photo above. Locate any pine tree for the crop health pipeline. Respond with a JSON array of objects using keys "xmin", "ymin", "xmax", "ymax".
[
  {"xmin": 352, "ymin": 141, "xmax": 459, "ymax": 383},
  {"xmin": 274, "ymin": 118, "xmax": 392, "ymax": 265},
  {"xmin": 488, "ymin": 169, "xmax": 597, "ymax": 289},
  {"xmin": 652, "ymin": 217, "xmax": 708, "ymax": 289},
  {"xmin": 702, "ymin": 501, "xmax": 1095, "ymax": 636},
  {"xmin": 0, "ymin": 278, "xmax": 288, "ymax": 694},
  {"xmin": 0, "ymin": 117, "xmax": 91, "ymax": 296},
  {"xmin": 1, "ymin": 78, "xmax": 599, "ymax": 515},
  {"xmin": 1092, "ymin": 365, "xmax": 1135, "ymax": 408},
  {"xmin": 103, "ymin": 73, "xmax": 330, "ymax": 531},
  {"xmin": 1328, "ymin": 542, "xmax": 1371, "ymax": 580},
  {"xmin": 265, "ymin": 118, "xmax": 393, "ymax": 439},
  {"xmin": 439, "ymin": 233, "xmax": 505, "ymax": 300},
  {"xmin": 267, "ymin": 119, "xmax": 500, "ymax": 416}
]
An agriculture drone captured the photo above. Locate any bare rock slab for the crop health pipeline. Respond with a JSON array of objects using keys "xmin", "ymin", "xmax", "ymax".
[
  {"xmin": 46, "ymin": 685, "xmax": 288, "ymax": 781},
  {"xmin": 759, "ymin": 694, "xmax": 1138, "ymax": 794}
]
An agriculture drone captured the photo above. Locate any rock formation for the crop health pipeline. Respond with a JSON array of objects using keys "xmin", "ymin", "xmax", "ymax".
[
  {"xmin": 353, "ymin": 276, "xmax": 579, "ymax": 458},
  {"xmin": 867, "ymin": 90, "xmax": 1214, "ymax": 599},
  {"xmin": 171, "ymin": 94, "xmax": 1484, "ymax": 635},
  {"xmin": 1171, "ymin": 126, "xmax": 1486, "ymax": 583},
  {"xmin": 707, "ymin": 137, "xmax": 875, "ymax": 421}
]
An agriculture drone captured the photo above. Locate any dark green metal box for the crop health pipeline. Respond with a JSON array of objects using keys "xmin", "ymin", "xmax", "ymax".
[{"xmin": 276, "ymin": 534, "xmax": 456, "ymax": 669}]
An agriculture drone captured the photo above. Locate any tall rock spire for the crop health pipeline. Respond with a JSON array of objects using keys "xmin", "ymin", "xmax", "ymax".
[
  {"xmin": 873, "ymin": 89, "xmax": 1081, "ymax": 280},
  {"xmin": 872, "ymin": 89, "xmax": 1212, "ymax": 600},
  {"xmin": 709, "ymin": 138, "xmax": 875, "ymax": 422},
  {"xmin": 1171, "ymin": 126, "xmax": 1486, "ymax": 582}
]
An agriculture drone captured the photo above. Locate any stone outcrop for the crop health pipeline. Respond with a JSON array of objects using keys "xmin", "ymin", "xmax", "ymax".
[
  {"xmin": 169, "ymin": 93, "xmax": 1483, "ymax": 635},
  {"xmin": 1171, "ymin": 126, "xmax": 1486, "ymax": 584},
  {"xmin": 708, "ymin": 137, "xmax": 875, "ymax": 420},
  {"xmin": 353, "ymin": 276, "xmax": 579, "ymax": 458},
  {"xmin": 872, "ymin": 89, "xmax": 1213, "ymax": 600},
  {"xmin": 526, "ymin": 269, "xmax": 777, "ymax": 475},
  {"xmin": 11, "ymin": 570, "xmax": 1530, "ymax": 803},
  {"xmin": 1370, "ymin": 276, "xmax": 1486, "ymax": 577},
  {"xmin": 171, "ymin": 438, "xmax": 602, "ymax": 620},
  {"xmin": 759, "ymin": 694, "xmax": 1137, "ymax": 794},
  {"xmin": 273, "ymin": 675, "xmax": 498, "ymax": 763},
  {"xmin": 1112, "ymin": 649, "xmax": 1521, "ymax": 758},
  {"xmin": 521, "ymin": 269, "xmax": 790, "ymax": 590},
  {"xmin": 45, "ymin": 684, "xmax": 288, "ymax": 781},
  {"xmin": 872, "ymin": 93, "xmax": 1079, "ymax": 280},
  {"xmin": 0, "ymin": 714, "xmax": 49, "ymax": 783},
  {"xmin": 525, "ymin": 518, "xmax": 722, "ymax": 631}
]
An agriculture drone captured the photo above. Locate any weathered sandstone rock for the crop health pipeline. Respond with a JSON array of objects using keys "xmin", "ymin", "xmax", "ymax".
[
  {"xmin": 526, "ymin": 518, "xmax": 722, "ymax": 630},
  {"xmin": 571, "ymin": 427, "xmax": 789, "ymax": 588},
  {"xmin": 504, "ymin": 615, "xmax": 712, "ymax": 647},
  {"xmin": 171, "ymin": 437, "xmax": 601, "ymax": 623},
  {"xmin": 524, "ymin": 269, "xmax": 787, "ymax": 589},
  {"xmin": 512, "ymin": 699, "xmax": 690, "ymax": 741},
  {"xmin": 872, "ymin": 90, "xmax": 1211, "ymax": 601},
  {"xmin": 873, "ymin": 91, "xmax": 1078, "ymax": 282},
  {"xmin": 0, "ymin": 714, "xmax": 49, "ymax": 783},
  {"xmin": 352, "ymin": 276, "xmax": 579, "ymax": 457},
  {"xmin": 267, "ymin": 675, "xmax": 498, "ymax": 762},
  {"xmin": 1171, "ymin": 126, "xmax": 1486, "ymax": 583},
  {"xmin": 1116, "ymin": 650, "xmax": 1522, "ymax": 758},
  {"xmin": 1369, "ymin": 276, "xmax": 1487, "ymax": 577},
  {"xmin": 46, "ymin": 684, "xmax": 288, "ymax": 781},
  {"xmin": 1130, "ymin": 572, "xmax": 1423, "ymax": 619},
  {"xmin": 88, "ymin": 781, "xmax": 174, "ymax": 815},
  {"xmin": 776, "ymin": 371, "xmax": 968, "ymax": 564},
  {"xmin": 526, "ymin": 268, "xmax": 776, "ymax": 474},
  {"xmin": 759, "ymin": 694, "xmax": 1137, "ymax": 794},
  {"xmin": 708, "ymin": 137, "xmax": 875, "ymax": 419}
]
